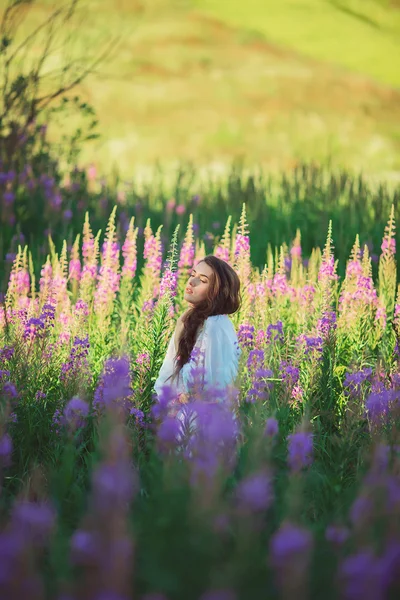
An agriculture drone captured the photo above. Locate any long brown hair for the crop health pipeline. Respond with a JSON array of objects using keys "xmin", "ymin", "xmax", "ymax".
[{"xmin": 173, "ymin": 255, "xmax": 241, "ymax": 380}]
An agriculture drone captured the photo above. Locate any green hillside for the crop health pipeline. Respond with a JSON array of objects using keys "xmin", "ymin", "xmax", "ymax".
[
  {"xmin": 196, "ymin": 0, "xmax": 400, "ymax": 88},
  {"xmin": 8, "ymin": 0, "xmax": 400, "ymax": 179}
]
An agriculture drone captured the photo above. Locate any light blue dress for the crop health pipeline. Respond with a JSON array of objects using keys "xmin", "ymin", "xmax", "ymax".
[{"xmin": 154, "ymin": 314, "xmax": 241, "ymax": 399}]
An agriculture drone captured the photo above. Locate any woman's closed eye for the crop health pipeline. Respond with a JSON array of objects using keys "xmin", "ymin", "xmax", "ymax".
[{"xmin": 190, "ymin": 271, "xmax": 207, "ymax": 284}]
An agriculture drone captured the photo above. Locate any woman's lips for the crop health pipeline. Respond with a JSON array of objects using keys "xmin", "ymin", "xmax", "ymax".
[{"xmin": 185, "ymin": 287, "xmax": 193, "ymax": 294}]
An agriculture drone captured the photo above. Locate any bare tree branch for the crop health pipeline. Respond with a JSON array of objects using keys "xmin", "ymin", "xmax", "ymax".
[
  {"xmin": 0, "ymin": 0, "xmax": 129, "ymax": 171},
  {"xmin": 36, "ymin": 35, "xmax": 122, "ymax": 110},
  {"xmin": 4, "ymin": 7, "xmax": 64, "ymax": 67}
]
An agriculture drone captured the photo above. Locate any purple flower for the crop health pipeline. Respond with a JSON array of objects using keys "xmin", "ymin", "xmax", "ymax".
[
  {"xmin": 156, "ymin": 416, "xmax": 181, "ymax": 453},
  {"xmin": 365, "ymin": 390, "xmax": 391, "ymax": 425},
  {"xmin": 317, "ymin": 310, "xmax": 337, "ymax": 338},
  {"xmin": 60, "ymin": 336, "xmax": 91, "ymax": 387},
  {"xmin": 152, "ymin": 385, "xmax": 177, "ymax": 420},
  {"xmin": 344, "ymin": 367, "xmax": 373, "ymax": 398},
  {"xmin": 8, "ymin": 412, "xmax": 17, "ymax": 424},
  {"xmin": 23, "ymin": 317, "xmax": 46, "ymax": 340},
  {"xmin": 287, "ymin": 431, "xmax": 313, "ymax": 472},
  {"xmin": 304, "ymin": 335, "xmax": 324, "ymax": 355},
  {"xmin": 63, "ymin": 396, "xmax": 89, "ymax": 431},
  {"xmin": 94, "ymin": 356, "xmax": 132, "ymax": 413},
  {"xmin": 0, "ymin": 530, "xmax": 25, "ymax": 584},
  {"xmin": 1, "ymin": 381, "xmax": 18, "ymax": 399},
  {"xmin": 142, "ymin": 299, "xmax": 155, "ymax": 313},
  {"xmin": 70, "ymin": 529, "xmax": 99, "ymax": 564},
  {"xmin": 279, "ymin": 361, "xmax": 300, "ymax": 387},
  {"xmin": 325, "ymin": 525, "xmax": 349, "ymax": 546},
  {"xmin": 11, "ymin": 500, "xmax": 56, "ymax": 546},
  {"xmin": 236, "ymin": 471, "xmax": 273, "ymax": 512},
  {"xmin": 237, "ymin": 323, "xmax": 254, "ymax": 349},
  {"xmin": 0, "ymin": 433, "xmax": 12, "ymax": 465},
  {"xmin": 266, "ymin": 321, "xmax": 284, "ymax": 343},
  {"xmin": 92, "ymin": 462, "xmax": 136, "ymax": 511},
  {"xmin": 247, "ymin": 349, "xmax": 264, "ymax": 370},
  {"xmin": 130, "ymin": 407, "xmax": 145, "ymax": 428},
  {"xmin": 3, "ymin": 190, "xmax": 15, "ymax": 205},
  {"xmin": 372, "ymin": 443, "xmax": 391, "ymax": 471},
  {"xmin": 0, "ymin": 369, "xmax": 10, "ymax": 381},
  {"xmin": 5, "ymin": 252, "xmax": 16, "ymax": 263},
  {"xmin": 40, "ymin": 302, "xmax": 56, "ymax": 325},
  {"xmin": 270, "ymin": 522, "xmax": 313, "ymax": 565},
  {"xmin": 246, "ymin": 368, "xmax": 274, "ymax": 403},
  {"xmin": 380, "ymin": 541, "xmax": 400, "ymax": 592},
  {"xmin": 52, "ymin": 408, "xmax": 64, "ymax": 435},
  {"xmin": 184, "ymin": 401, "xmax": 239, "ymax": 483},
  {"xmin": 339, "ymin": 549, "xmax": 384, "ymax": 600},
  {"xmin": 265, "ymin": 417, "xmax": 279, "ymax": 438},
  {"xmin": 349, "ymin": 493, "xmax": 374, "ymax": 527}
]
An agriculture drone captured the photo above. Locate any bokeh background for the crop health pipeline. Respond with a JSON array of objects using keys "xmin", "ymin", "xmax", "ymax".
[{"xmin": 16, "ymin": 0, "xmax": 400, "ymax": 179}]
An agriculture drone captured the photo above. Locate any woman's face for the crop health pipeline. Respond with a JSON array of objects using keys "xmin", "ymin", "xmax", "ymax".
[{"xmin": 184, "ymin": 261, "xmax": 214, "ymax": 306}]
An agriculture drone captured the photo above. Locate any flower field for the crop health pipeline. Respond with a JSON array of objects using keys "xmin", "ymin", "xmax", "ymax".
[{"xmin": 0, "ymin": 162, "xmax": 400, "ymax": 599}]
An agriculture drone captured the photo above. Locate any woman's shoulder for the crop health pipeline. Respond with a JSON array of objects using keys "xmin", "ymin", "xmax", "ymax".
[
  {"xmin": 205, "ymin": 314, "xmax": 236, "ymax": 335},
  {"xmin": 206, "ymin": 314, "xmax": 231, "ymax": 324},
  {"xmin": 204, "ymin": 315, "xmax": 241, "ymax": 357}
]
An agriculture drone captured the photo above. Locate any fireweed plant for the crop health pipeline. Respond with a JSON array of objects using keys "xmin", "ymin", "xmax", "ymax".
[
  {"xmin": 1, "ymin": 160, "xmax": 400, "ymax": 295},
  {"xmin": 0, "ymin": 203, "xmax": 399, "ymax": 599}
]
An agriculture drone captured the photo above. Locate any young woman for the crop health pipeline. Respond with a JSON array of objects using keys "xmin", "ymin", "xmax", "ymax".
[{"xmin": 154, "ymin": 255, "xmax": 242, "ymax": 403}]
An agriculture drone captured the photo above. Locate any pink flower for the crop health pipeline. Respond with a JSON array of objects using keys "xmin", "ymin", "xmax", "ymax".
[
  {"xmin": 381, "ymin": 238, "xmax": 396, "ymax": 255},
  {"xmin": 166, "ymin": 197, "xmax": 176, "ymax": 212},
  {"xmin": 175, "ymin": 204, "xmax": 186, "ymax": 216},
  {"xmin": 87, "ymin": 164, "xmax": 97, "ymax": 181},
  {"xmin": 214, "ymin": 246, "xmax": 230, "ymax": 263},
  {"xmin": 290, "ymin": 244, "xmax": 302, "ymax": 259}
]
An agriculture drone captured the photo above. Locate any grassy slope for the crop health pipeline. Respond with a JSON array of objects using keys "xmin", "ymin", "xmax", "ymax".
[
  {"xmin": 195, "ymin": 0, "xmax": 400, "ymax": 88},
  {"xmin": 10, "ymin": 0, "xmax": 400, "ymax": 179}
]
